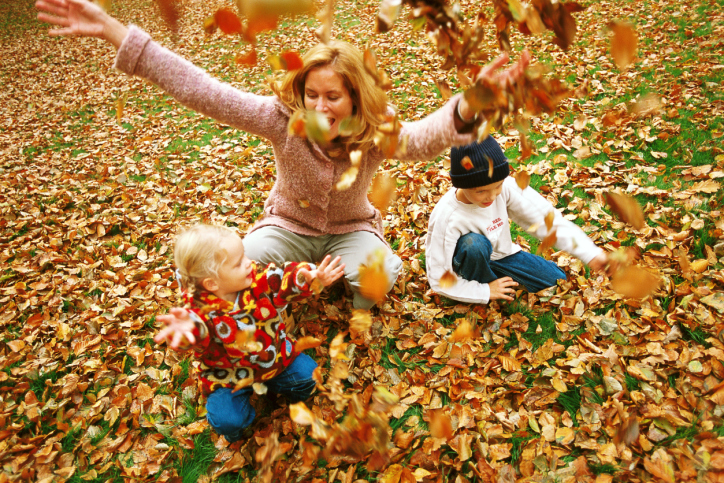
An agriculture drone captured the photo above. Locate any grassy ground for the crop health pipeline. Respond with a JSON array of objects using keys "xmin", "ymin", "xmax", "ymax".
[{"xmin": 1, "ymin": 0, "xmax": 723, "ymax": 481}]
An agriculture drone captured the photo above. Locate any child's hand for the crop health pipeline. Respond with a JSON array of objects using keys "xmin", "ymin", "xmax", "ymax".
[
  {"xmin": 299, "ymin": 255, "xmax": 345, "ymax": 288},
  {"xmin": 489, "ymin": 277, "xmax": 518, "ymax": 301},
  {"xmin": 155, "ymin": 308, "xmax": 196, "ymax": 349},
  {"xmin": 588, "ymin": 252, "xmax": 618, "ymax": 276}
]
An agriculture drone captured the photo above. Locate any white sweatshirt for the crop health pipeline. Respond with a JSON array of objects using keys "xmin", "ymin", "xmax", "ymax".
[{"xmin": 425, "ymin": 177, "xmax": 603, "ymax": 304}]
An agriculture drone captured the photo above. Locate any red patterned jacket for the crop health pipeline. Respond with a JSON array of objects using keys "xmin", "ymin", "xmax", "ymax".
[{"xmin": 182, "ymin": 261, "xmax": 314, "ymax": 395}]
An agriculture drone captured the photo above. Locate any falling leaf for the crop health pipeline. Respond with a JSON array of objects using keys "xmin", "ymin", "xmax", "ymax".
[
  {"xmin": 428, "ymin": 409, "xmax": 453, "ymax": 440},
  {"xmin": 295, "ymin": 336, "xmax": 322, "ymax": 352},
  {"xmin": 215, "ymin": 8, "xmax": 243, "ymax": 34},
  {"xmin": 350, "ymin": 309, "xmax": 373, "ymax": 332},
  {"xmin": 573, "ymin": 114, "xmax": 587, "ymax": 130},
  {"xmin": 305, "ymin": 110, "xmax": 332, "ymax": 145},
  {"xmin": 358, "ymin": 248, "xmax": 389, "ymax": 303},
  {"xmin": 439, "ymin": 270, "xmax": 457, "ymax": 289},
  {"xmin": 611, "ymin": 266, "xmax": 661, "ymax": 299},
  {"xmin": 369, "ymin": 172, "xmax": 397, "ymax": 214},
  {"xmin": 280, "ymin": 51, "xmax": 303, "ymax": 70},
  {"xmin": 154, "ymin": 0, "xmax": 181, "ymax": 32},
  {"xmin": 253, "ymin": 382, "xmax": 268, "ymax": 395},
  {"xmin": 537, "ymin": 229, "xmax": 557, "ymax": 254},
  {"xmin": 461, "ymin": 156, "xmax": 475, "ymax": 171},
  {"xmin": 297, "ymin": 199, "xmax": 310, "ymax": 209},
  {"xmin": 338, "ymin": 116, "xmax": 363, "ymax": 137},
  {"xmin": 608, "ymin": 21, "xmax": 638, "ymax": 70},
  {"xmin": 435, "ymin": 79, "xmax": 453, "ymax": 100},
  {"xmin": 544, "ymin": 211, "xmax": 555, "ymax": 231},
  {"xmin": 288, "ymin": 110, "xmax": 306, "ymax": 138},
  {"xmin": 605, "ymin": 191, "xmax": 645, "ymax": 230},
  {"xmin": 515, "ymin": 170, "xmax": 530, "ymax": 190},
  {"xmin": 349, "ymin": 150, "xmax": 362, "ymax": 167},
  {"xmin": 329, "ymin": 332, "xmax": 349, "ymax": 360},
  {"xmin": 336, "ymin": 167, "xmax": 359, "ymax": 191},
  {"xmin": 235, "ymin": 48, "xmax": 257, "ymax": 66},
  {"xmin": 376, "ymin": 0, "xmax": 402, "ymax": 33},
  {"xmin": 289, "ymin": 402, "xmax": 316, "ymax": 425},
  {"xmin": 449, "ymin": 319, "xmax": 474, "ymax": 342}
]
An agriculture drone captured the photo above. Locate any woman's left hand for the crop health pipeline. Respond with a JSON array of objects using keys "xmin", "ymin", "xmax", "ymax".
[
  {"xmin": 299, "ymin": 255, "xmax": 345, "ymax": 287},
  {"xmin": 457, "ymin": 50, "xmax": 532, "ymax": 122}
]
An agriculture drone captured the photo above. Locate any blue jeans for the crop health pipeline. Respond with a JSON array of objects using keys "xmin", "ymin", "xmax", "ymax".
[
  {"xmin": 205, "ymin": 353, "xmax": 317, "ymax": 442},
  {"xmin": 452, "ymin": 233, "xmax": 566, "ymax": 294}
]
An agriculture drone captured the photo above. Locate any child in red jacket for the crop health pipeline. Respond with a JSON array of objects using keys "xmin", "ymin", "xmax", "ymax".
[{"xmin": 154, "ymin": 224, "xmax": 344, "ymax": 442}]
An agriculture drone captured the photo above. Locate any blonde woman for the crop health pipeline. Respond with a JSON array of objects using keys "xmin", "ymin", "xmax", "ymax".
[{"xmin": 36, "ymin": 0, "xmax": 529, "ymax": 309}]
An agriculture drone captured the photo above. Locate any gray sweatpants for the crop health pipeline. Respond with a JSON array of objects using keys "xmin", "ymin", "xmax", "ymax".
[{"xmin": 243, "ymin": 226, "xmax": 402, "ymax": 309}]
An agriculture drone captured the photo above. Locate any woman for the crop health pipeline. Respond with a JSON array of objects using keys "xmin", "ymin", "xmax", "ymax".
[{"xmin": 36, "ymin": 0, "xmax": 529, "ymax": 309}]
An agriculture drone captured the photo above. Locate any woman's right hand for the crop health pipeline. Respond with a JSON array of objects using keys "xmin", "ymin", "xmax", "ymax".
[
  {"xmin": 155, "ymin": 308, "xmax": 197, "ymax": 349},
  {"xmin": 489, "ymin": 277, "xmax": 518, "ymax": 301},
  {"xmin": 36, "ymin": 0, "xmax": 128, "ymax": 47}
]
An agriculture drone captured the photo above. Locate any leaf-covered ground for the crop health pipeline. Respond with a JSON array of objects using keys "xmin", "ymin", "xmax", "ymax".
[{"xmin": 1, "ymin": 0, "xmax": 724, "ymax": 481}]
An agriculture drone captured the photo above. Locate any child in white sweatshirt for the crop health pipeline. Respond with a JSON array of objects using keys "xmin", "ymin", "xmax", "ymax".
[{"xmin": 425, "ymin": 137, "xmax": 610, "ymax": 303}]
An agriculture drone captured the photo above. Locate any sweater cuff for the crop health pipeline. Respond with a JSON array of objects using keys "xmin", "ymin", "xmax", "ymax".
[{"xmin": 113, "ymin": 25, "xmax": 152, "ymax": 76}]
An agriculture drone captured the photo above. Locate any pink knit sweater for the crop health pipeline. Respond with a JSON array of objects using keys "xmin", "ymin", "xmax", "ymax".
[{"xmin": 114, "ymin": 27, "xmax": 475, "ymax": 239}]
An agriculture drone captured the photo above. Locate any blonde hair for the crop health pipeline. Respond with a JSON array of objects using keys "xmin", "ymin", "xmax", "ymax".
[
  {"xmin": 272, "ymin": 41, "xmax": 389, "ymax": 153},
  {"xmin": 174, "ymin": 224, "xmax": 240, "ymax": 297}
]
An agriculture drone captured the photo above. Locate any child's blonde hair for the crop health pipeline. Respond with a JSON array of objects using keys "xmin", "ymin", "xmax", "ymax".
[{"xmin": 174, "ymin": 224, "xmax": 241, "ymax": 297}]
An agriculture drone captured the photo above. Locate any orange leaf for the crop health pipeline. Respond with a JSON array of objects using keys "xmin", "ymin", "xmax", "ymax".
[
  {"xmin": 280, "ymin": 51, "xmax": 303, "ymax": 71},
  {"xmin": 295, "ymin": 336, "xmax": 322, "ymax": 352},
  {"xmin": 611, "ymin": 266, "xmax": 660, "ymax": 299},
  {"xmin": 235, "ymin": 48, "xmax": 257, "ymax": 66},
  {"xmin": 358, "ymin": 249, "xmax": 389, "ymax": 303},
  {"xmin": 605, "ymin": 191, "xmax": 645, "ymax": 230},
  {"xmin": 608, "ymin": 21, "xmax": 638, "ymax": 70},
  {"xmin": 461, "ymin": 156, "xmax": 474, "ymax": 171},
  {"xmin": 215, "ymin": 8, "xmax": 242, "ymax": 34},
  {"xmin": 537, "ymin": 229, "xmax": 557, "ymax": 254},
  {"xmin": 449, "ymin": 319, "xmax": 475, "ymax": 342},
  {"xmin": 289, "ymin": 402, "xmax": 316, "ymax": 425},
  {"xmin": 369, "ymin": 172, "xmax": 397, "ymax": 214},
  {"xmin": 428, "ymin": 409, "xmax": 453, "ymax": 440},
  {"xmin": 439, "ymin": 270, "xmax": 457, "ymax": 289}
]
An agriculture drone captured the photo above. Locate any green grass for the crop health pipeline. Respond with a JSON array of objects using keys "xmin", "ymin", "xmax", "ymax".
[
  {"xmin": 176, "ymin": 430, "xmax": 218, "ymax": 483},
  {"xmin": 557, "ymin": 388, "xmax": 582, "ymax": 426}
]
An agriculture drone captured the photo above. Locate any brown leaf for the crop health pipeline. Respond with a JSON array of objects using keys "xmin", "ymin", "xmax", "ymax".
[
  {"xmin": 449, "ymin": 319, "xmax": 475, "ymax": 342},
  {"xmin": 289, "ymin": 402, "xmax": 316, "ymax": 425},
  {"xmin": 544, "ymin": 211, "xmax": 555, "ymax": 232},
  {"xmin": 461, "ymin": 156, "xmax": 474, "ymax": 171},
  {"xmin": 428, "ymin": 409, "xmax": 453, "ymax": 440},
  {"xmin": 235, "ymin": 48, "xmax": 258, "ymax": 66},
  {"xmin": 435, "ymin": 79, "xmax": 453, "ymax": 100},
  {"xmin": 608, "ymin": 21, "xmax": 638, "ymax": 70},
  {"xmin": 611, "ymin": 266, "xmax": 661, "ymax": 299},
  {"xmin": 154, "ymin": 0, "xmax": 181, "ymax": 32},
  {"xmin": 537, "ymin": 229, "xmax": 557, "ymax": 254},
  {"xmin": 605, "ymin": 191, "xmax": 645, "ymax": 230}
]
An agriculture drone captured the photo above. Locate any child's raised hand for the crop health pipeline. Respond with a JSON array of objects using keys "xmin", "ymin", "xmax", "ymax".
[
  {"xmin": 299, "ymin": 255, "xmax": 345, "ymax": 288},
  {"xmin": 155, "ymin": 307, "xmax": 196, "ymax": 349},
  {"xmin": 489, "ymin": 277, "xmax": 518, "ymax": 301}
]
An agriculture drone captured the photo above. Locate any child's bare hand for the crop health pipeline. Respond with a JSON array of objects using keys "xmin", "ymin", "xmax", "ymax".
[
  {"xmin": 489, "ymin": 277, "xmax": 518, "ymax": 301},
  {"xmin": 155, "ymin": 307, "xmax": 196, "ymax": 349},
  {"xmin": 588, "ymin": 252, "xmax": 618, "ymax": 276},
  {"xmin": 299, "ymin": 255, "xmax": 345, "ymax": 287}
]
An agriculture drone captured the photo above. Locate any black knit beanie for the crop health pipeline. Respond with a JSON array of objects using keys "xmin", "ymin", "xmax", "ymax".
[{"xmin": 450, "ymin": 136, "xmax": 510, "ymax": 189}]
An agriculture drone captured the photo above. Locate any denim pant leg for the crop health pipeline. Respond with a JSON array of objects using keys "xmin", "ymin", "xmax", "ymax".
[
  {"xmin": 264, "ymin": 353, "xmax": 318, "ymax": 403},
  {"xmin": 452, "ymin": 233, "xmax": 499, "ymax": 284},
  {"xmin": 489, "ymin": 250, "xmax": 567, "ymax": 293},
  {"xmin": 206, "ymin": 387, "xmax": 255, "ymax": 443}
]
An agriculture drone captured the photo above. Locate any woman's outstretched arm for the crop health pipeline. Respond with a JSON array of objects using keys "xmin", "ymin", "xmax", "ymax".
[{"xmin": 36, "ymin": 0, "xmax": 287, "ymax": 144}]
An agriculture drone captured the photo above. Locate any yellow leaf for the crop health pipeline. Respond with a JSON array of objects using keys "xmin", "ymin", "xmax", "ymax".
[
  {"xmin": 498, "ymin": 354, "xmax": 521, "ymax": 372},
  {"xmin": 515, "ymin": 170, "xmax": 530, "ymax": 190},
  {"xmin": 544, "ymin": 211, "xmax": 555, "ymax": 231},
  {"xmin": 336, "ymin": 166, "xmax": 358, "ymax": 191},
  {"xmin": 690, "ymin": 259, "xmax": 708, "ymax": 273},
  {"xmin": 289, "ymin": 402, "xmax": 315, "ymax": 425},
  {"xmin": 349, "ymin": 309, "xmax": 373, "ymax": 332},
  {"xmin": 611, "ymin": 266, "xmax": 661, "ymax": 299},
  {"xmin": 449, "ymin": 319, "xmax": 474, "ymax": 342},
  {"xmin": 295, "ymin": 336, "xmax": 322, "ymax": 352},
  {"xmin": 369, "ymin": 172, "xmax": 397, "ymax": 214}
]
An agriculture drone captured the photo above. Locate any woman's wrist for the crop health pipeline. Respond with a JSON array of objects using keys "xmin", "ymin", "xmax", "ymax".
[{"xmin": 102, "ymin": 16, "xmax": 129, "ymax": 49}]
